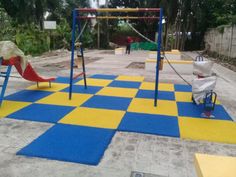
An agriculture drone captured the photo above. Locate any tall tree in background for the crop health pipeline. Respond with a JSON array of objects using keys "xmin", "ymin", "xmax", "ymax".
[
  {"xmin": 62, "ymin": 0, "xmax": 90, "ymax": 24},
  {"xmin": 160, "ymin": 0, "xmax": 178, "ymax": 49},
  {"xmin": 1, "ymin": 0, "xmax": 235, "ymax": 51},
  {"xmin": 1, "ymin": 0, "xmax": 63, "ymax": 29},
  {"xmin": 95, "ymin": 0, "xmax": 100, "ymax": 48},
  {"xmin": 109, "ymin": 0, "xmax": 160, "ymax": 41},
  {"xmin": 1, "ymin": 0, "xmax": 90, "ymax": 28}
]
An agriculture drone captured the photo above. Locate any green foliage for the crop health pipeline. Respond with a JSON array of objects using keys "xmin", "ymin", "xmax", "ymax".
[
  {"xmin": 109, "ymin": 0, "xmax": 160, "ymax": 40},
  {"xmin": 82, "ymin": 29, "xmax": 94, "ymax": 48},
  {"xmin": 216, "ymin": 25, "xmax": 227, "ymax": 34},
  {"xmin": 0, "ymin": 8, "xmax": 14, "ymax": 41},
  {"xmin": 116, "ymin": 23, "xmax": 134, "ymax": 36},
  {"xmin": 231, "ymin": 15, "xmax": 236, "ymax": 25},
  {"xmin": 0, "ymin": 0, "xmax": 64, "ymax": 28},
  {"xmin": 0, "ymin": 0, "xmax": 92, "ymax": 55},
  {"xmin": 15, "ymin": 24, "xmax": 49, "ymax": 56},
  {"xmin": 54, "ymin": 18, "xmax": 71, "ymax": 49},
  {"xmin": 13, "ymin": 18, "xmax": 75, "ymax": 55},
  {"xmin": 1, "ymin": 0, "xmax": 236, "ymax": 53}
]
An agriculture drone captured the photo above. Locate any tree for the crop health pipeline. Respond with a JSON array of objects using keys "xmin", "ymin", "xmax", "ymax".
[
  {"xmin": 109, "ymin": 0, "xmax": 160, "ymax": 41},
  {"xmin": 0, "ymin": 7, "xmax": 14, "ymax": 41},
  {"xmin": 160, "ymin": 0, "xmax": 178, "ymax": 49},
  {"xmin": 0, "ymin": 0, "xmax": 63, "ymax": 29}
]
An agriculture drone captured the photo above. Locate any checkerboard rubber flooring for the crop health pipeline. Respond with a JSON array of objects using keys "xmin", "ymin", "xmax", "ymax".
[{"xmin": 1, "ymin": 74, "xmax": 236, "ymax": 165}]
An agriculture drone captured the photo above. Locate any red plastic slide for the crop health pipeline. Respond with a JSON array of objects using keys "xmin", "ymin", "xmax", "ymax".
[{"xmin": 2, "ymin": 56, "xmax": 55, "ymax": 82}]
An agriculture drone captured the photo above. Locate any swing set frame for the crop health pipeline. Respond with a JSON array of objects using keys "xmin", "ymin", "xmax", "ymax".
[{"xmin": 69, "ymin": 8, "xmax": 163, "ymax": 106}]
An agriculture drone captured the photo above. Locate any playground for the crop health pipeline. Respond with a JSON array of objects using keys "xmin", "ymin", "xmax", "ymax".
[
  {"xmin": 0, "ymin": 6, "xmax": 236, "ymax": 177},
  {"xmin": 0, "ymin": 48, "xmax": 235, "ymax": 176}
]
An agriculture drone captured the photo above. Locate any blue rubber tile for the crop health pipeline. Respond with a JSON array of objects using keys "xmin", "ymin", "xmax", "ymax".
[
  {"xmin": 118, "ymin": 112, "xmax": 180, "ymax": 137},
  {"xmin": 61, "ymin": 85, "xmax": 103, "ymax": 94},
  {"xmin": 174, "ymin": 84, "xmax": 192, "ymax": 92},
  {"xmin": 136, "ymin": 90, "xmax": 175, "ymax": 101},
  {"xmin": 8, "ymin": 104, "xmax": 75, "ymax": 123},
  {"xmin": 17, "ymin": 124, "xmax": 115, "ymax": 165},
  {"xmin": 89, "ymin": 74, "xmax": 117, "ymax": 80},
  {"xmin": 177, "ymin": 102, "xmax": 233, "ymax": 121},
  {"xmin": 108, "ymin": 80, "xmax": 141, "ymax": 89},
  {"xmin": 81, "ymin": 95, "xmax": 132, "ymax": 111},
  {"xmin": 4, "ymin": 90, "xmax": 53, "ymax": 102},
  {"xmin": 53, "ymin": 77, "xmax": 82, "ymax": 84}
]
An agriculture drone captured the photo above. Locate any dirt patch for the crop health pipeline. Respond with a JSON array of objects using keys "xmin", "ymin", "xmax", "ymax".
[
  {"xmin": 40, "ymin": 49, "xmax": 70, "ymax": 58},
  {"xmin": 42, "ymin": 56, "xmax": 102, "ymax": 69},
  {"xmin": 205, "ymin": 55, "xmax": 236, "ymax": 72},
  {"xmin": 126, "ymin": 62, "xmax": 145, "ymax": 69},
  {"xmin": 99, "ymin": 50, "xmax": 114, "ymax": 55}
]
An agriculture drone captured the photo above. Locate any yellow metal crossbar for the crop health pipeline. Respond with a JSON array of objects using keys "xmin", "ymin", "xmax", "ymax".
[
  {"xmin": 78, "ymin": 16, "xmax": 159, "ymax": 20},
  {"xmin": 76, "ymin": 8, "xmax": 160, "ymax": 12}
]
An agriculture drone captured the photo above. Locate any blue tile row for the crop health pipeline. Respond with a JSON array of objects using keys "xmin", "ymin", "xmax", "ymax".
[{"xmin": 17, "ymin": 124, "xmax": 115, "ymax": 165}]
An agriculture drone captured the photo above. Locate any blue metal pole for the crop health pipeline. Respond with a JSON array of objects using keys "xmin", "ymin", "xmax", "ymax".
[
  {"xmin": 77, "ymin": 11, "xmax": 87, "ymax": 89},
  {"xmin": 69, "ymin": 9, "xmax": 77, "ymax": 100},
  {"xmin": 154, "ymin": 8, "xmax": 163, "ymax": 107},
  {"xmin": 0, "ymin": 58, "xmax": 12, "ymax": 106}
]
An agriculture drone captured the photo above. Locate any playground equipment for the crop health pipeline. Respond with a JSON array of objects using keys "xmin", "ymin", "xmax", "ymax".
[
  {"xmin": 70, "ymin": 8, "xmax": 163, "ymax": 106},
  {"xmin": 192, "ymin": 56, "xmax": 217, "ymax": 118},
  {"xmin": 0, "ymin": 56, "xmax": 55, "ymax": 106},
  {"xmin": 0, "ymin": 57, "xmax": 12, "ymax": 106}
]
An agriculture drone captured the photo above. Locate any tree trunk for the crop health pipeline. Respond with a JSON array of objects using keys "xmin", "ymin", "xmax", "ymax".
[
  {"xmin": 97, "ymin": 0, "xmax": 100, "ymax": 49},
  {"xmin": 176, "ymin": 22, "xmax": 181, "ymax": 50},
  {"xmin": 105, "ymin": 0, "xmax": 109, "ymax": 46},
  {"xmin": 181, "ymin": 22, "xmax": 190, "ymax": 51},
  {"xmin": 171, "ymin": 27, "xmax": 174, "ymax": 50},
  {"xmin": 174, "ymin": 23, "xmax": 178, "ymax": 49},
  {"xmin": 35, "ymin": 0, "xmax": 44, "ymax": 30},
  {"xmin": 164, "ymin": 22, "xmax": 169, "ymax": 50},
  {"xmin": 180, "ymin": 31, "xmax": 185, "ymax": 50}
]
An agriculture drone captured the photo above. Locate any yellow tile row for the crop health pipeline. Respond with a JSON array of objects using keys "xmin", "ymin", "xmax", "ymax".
[
  {"xmin": 26, "ymin": 79, "xmax": 175, "ymax": 92},
  {"xmin": 27, "ymin": 82, "xmax": 221, "ymax": 104},
  {"xmin": 1, "ymin": 100, "xmax": 236, "ymax": 144}
]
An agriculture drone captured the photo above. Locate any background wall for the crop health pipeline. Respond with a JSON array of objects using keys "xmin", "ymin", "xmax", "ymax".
[{"xmin": 204, "ymin": 26, "xmax": 236, "ymax": 58}]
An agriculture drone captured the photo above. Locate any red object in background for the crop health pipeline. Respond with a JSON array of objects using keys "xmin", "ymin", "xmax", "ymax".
[
  {"xmin": 127, "ymin": 36, "xmax": 133, "ymax": 44},
  {"xmin": 112, "ymin": 35, "xmax": 140, "ymax": 46},
  {"xmin": 2, "ymin": 57, "xmax": 55, "ymax": 82}
]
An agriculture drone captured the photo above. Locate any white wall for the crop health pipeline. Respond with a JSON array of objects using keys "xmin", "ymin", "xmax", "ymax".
[{"xmin": 204, "ymin": 26, "xmax": 236, "ymax": 58}]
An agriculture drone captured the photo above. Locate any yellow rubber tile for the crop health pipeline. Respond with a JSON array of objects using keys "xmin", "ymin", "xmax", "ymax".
[
  {"xmin": 0, "ymin": 101, "xmax": 31, "ymax": 118},
  {"xmin": 139, "ymin": 82, "xmax": 155, "ymax": 90},
  {"xmin": 59, "ymin": 107, "xmax": 125, "ymax": 129},
  {"xmin": 140, "ymin": 82, "xmax": 174, "ymax": 91},
  {"xmin": 128, "ymin": 98, "xmax": 178, "ymax": 116},
  {"xmin": 179, "ymin": 117, "xmax": 236, "ymax": 144},
  {"xmin": 175, "ymin": 92, "xmax": 221, "ymax": 104},
  {"xmin": 37, "ymin": 92, "xmax": 92, "ymax": 107},
  {"xmin": 194, "ymin": 153, "xmax": 236, "ymax": 177},
  {"xmin": 76, "ymin": 78, "xmax": 112, "ymax": 87},
  {"xmin": 115, "ymin": 75, "xmax": 144, "ymax": 82},
  {"xmin": 27, "ymin": 83, "xmax": 68, "ymax": 92},
  {"xmin": 175, "ymin": 92, "xmax": 193, "ymax": 102},
  {"xmin": 96, "ymin": 87, "xmax": 138, "ymax": 98}
]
